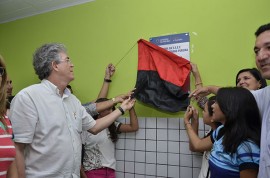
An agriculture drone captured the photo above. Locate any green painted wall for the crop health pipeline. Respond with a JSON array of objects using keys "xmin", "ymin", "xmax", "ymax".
[{"xmin": 0, "ymin": 0, "xmax": 269, "ymax": 117}]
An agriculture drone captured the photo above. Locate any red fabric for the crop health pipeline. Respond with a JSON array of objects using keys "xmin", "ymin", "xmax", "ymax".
[
  {"xmin": 138, "ymin": 39, "xmax": 191, "ymax": 87},
  {"xmin": 85, "ymin": 167, "xmax": 115, "ymax": 178}
]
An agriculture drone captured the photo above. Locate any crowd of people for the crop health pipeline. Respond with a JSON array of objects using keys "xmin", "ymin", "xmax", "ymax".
[
  {"xmin": 188, "ymin": 63, "xmax": 267, "ymax": 178},
  {"xmin": 0, "ymin": 22, "xmax": 270, "ymax": 178},
  {"xmin": 1, "ymin": 44, "xmax": 137, "ymax": 178},
  {"xmin": 184, "ymin": 22, "xmax": 270, "ymax": 178}
]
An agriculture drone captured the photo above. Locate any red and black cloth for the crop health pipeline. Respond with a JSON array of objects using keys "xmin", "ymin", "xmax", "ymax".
[{"xmin": 134, "ymin": 39, "xmax": 191, "ymax": 112}]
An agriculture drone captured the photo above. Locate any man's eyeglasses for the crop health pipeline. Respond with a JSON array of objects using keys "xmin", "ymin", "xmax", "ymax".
[
  {"xmin": 0, "ymin": 67, "xmax": 5, "ymax": 76},
  {"xmin": 60, "ymin": 57, "xmax": 72, "ymax": 64}
]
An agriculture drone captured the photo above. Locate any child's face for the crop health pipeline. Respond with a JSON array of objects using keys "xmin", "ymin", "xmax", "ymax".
[
  {"xmin": 202, "ymin": 102, "xmax": 212, "ymax": 125},
  {"xmin": 211, "ymin": 102, "xmax": 226, "ymax": 124}
]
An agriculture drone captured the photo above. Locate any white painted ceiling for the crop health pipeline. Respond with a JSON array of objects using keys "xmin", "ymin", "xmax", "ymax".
[{"xmin": 0, "ymin": 0, "xmax": 95, "ymax": 24}]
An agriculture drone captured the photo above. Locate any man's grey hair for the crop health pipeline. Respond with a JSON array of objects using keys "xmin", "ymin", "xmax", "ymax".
[{"xmin": 33, "ymin": 43, "xmax": 67, "ymax": 80}]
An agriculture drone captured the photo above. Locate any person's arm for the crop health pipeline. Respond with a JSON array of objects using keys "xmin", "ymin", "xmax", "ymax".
[
  {"xmin": 189, "ymin": 85, "xmax": 220, "ymax": 99},
  {"xmin": 118, "ymin": 107, "xmax": 139, "ymax": 133},
  {"xmin": 191, "ymin": 63, "xmax": 210, "ymax": 109},
  {"xmin": 97, "ymin": 63, "xmax": 115, "ymax": 98},
  {"xmin": 240, "ymin": 169, "xmax": 258, "ymax": 178},
  {"xmin": 88, "ymin": 98, "xmax": 135, "ymax": 135},
  {"xmin": 96, "ymin": 93, "xmax": 130, "ymax": 113},
  {"xmin": 14, "ymin": 143, "xmax": 26, "ymax": 178},
  {"xmin": 184, "ymin": 106, "xmax": 212, "ymax": 152},
  {"xmin": 7, "ymin": 160, "xmax": 18, "ymax": 178},
  {"xmin": 190, "ymin": 106, "xmax": 199, "ymax": 135},
  {"xmin": 83, "ymin": 92, "xmax": 132, "ymax": 116},
  {"xmin": 80, "ymin": 166, "xmax": 87, "ymax": 178},
  {"xmin": 191, "ymin": 63, "xmax": 203, "ymax": 89}
]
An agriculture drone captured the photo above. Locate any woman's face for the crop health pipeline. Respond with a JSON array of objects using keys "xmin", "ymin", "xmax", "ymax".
[
  {"xmin": 202, "ymin": 102, "xmax": 213, "ymax": 125},
  {"xmin": 211, "ymin": 102, "xmax": 226, "ymax": 124},
  {"xmin": 236, "ymin": 71, "xmax": 261, "ymax": 90}
]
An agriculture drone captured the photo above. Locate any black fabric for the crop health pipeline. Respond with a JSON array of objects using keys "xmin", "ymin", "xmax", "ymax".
[
  {"xmin": 81, "ymin": 144, "xmax": 85, "ymax": 164},
  {"xmin": 135, "ymin": 70, "xmax": 190, "ymax": 112},
  {"xmin": 239, "ymin": 162, "xmax": 259, "ymax": 171},
  {"xmin": 206, "ymin": 167, "xmax": 210, "ymax": 178}
]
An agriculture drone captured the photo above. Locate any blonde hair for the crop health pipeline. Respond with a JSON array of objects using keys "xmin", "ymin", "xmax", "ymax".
[{"xmin": 0, "ymin": 54, "xmax": 7, "ymax": 130}]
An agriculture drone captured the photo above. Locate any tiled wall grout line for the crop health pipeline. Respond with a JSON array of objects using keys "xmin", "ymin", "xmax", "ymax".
[{"xmin": 115, "ymin": 117, "xmax": 205, "ymax": 178}]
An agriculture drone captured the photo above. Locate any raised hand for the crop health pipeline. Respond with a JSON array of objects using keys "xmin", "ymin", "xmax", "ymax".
[
  {"xmin": 113, "ymin": 89, "xmax": 135, "ymax": 104},
  {"xmin": 105, "ymin": 63, "xmax": 115, "ymax": 79},
  {"xmin": 189, "ymin": 87, "xmax": 210, "ymax": 100},
  {"xmin": 120, "ymin": 97, "xmax": 136, "ymax": 111},
  {"xmin": 184, "ymin": 105, "xmax": 193, "ymax": 124}
]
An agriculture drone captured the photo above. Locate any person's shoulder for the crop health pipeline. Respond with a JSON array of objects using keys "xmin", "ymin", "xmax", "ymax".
[
  {"xmin": 4, "ymin": 115, "xmax": 12, "ymax": 126},
  {"xmin": 263, "ymin": 85, "xmax": 270, "ymax": 92},
  {"xmin": 69, "ymin": 93, "xmax": 80, "ymax": 101},
  {"xmin": 237, "ymin": 140, "xmax": 260, "ymax": 154},
  {"xmin": 255, "ymin": 85, "xmax": 270, "ymax": 92},
  {"xmin": 212, "ymin": 125, "xmax": 224, "ymax": 141},
  {"xmin": 252, "ymin": 85, "xmax": 270, "ymax": 98},
  {"xmin": 15, "ymin": 83, "xmax": 34, "ymax": 92},
  {"xmin": 19, "ymin": 83, "xmax": 42, "ymax": 93},
  {"xmin": 13, "ymin": 84, "xmax": 43, "ymax": 100}
]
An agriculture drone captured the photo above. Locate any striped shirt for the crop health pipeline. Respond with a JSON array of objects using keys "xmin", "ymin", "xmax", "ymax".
[
  {"xmin": 0, "ymin": 116, "xmax": 16, "ymax": 178},
  {"xmin": 209, "ymin": 125, "xmax": 260, "ymax": 178}
]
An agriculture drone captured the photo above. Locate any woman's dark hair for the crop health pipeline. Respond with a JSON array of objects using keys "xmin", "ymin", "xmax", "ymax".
[
  {"xmin": 216, "ymin": 87, "xmax": 261, "ymax": 154},
  {"xmin": 0, "ymin": 55, "xmax": 7, "ymax": 132},
  {"xmin": 235, "ymin": 68, "xmax": 267, "ymax": 89},
  {"xmin": 94, "ymin": 98, "xmax": 118, "ymax": 143}
]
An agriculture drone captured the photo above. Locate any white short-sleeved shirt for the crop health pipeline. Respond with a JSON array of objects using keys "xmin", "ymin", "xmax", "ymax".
[
  {"xmin": 251, "ymin": 86, "xmax": 270, "ymax": 178},
  {"xmin": 9, "ymin": 80, "xmax": 96, "ymax": 178},
  {"xmin": 81, "ymin": 122, "xmax": 121, "ymax": 171}
]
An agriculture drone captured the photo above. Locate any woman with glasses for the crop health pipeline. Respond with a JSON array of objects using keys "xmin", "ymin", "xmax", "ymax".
[{"xmin": 0, "ymin": 55, "xmax": 17, "ymax": 178}]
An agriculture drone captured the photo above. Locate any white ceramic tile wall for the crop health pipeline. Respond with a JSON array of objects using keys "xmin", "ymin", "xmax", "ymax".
[{"xmin": 115, "ymin": 117, "xmax": 208, "ymax": 178}]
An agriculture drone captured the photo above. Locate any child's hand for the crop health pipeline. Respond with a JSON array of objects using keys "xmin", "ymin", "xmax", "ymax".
[
  {"xmin": 191, "ymin": 107, "xmax": 199, "ymax": 121},
  {"xmin": 184, "ymin": 105, "xmax": 193, "ymax": 124}
]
